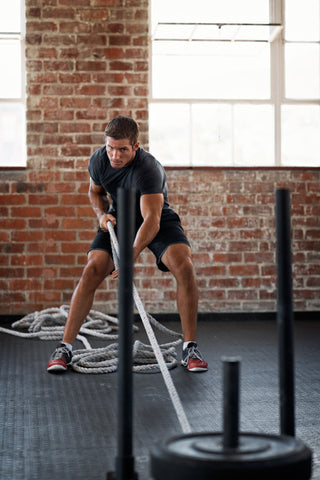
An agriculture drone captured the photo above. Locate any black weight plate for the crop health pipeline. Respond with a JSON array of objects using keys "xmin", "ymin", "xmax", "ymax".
[{"xmin": 150, "ymin": 432, "xmax": 312, "ymax": 480}]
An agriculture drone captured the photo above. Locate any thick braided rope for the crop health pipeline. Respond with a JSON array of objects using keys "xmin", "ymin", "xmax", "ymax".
[
  {"xmin": 107, "ymin": 221, "xmax": 191, "ymax": 434},
  {"xmin": 0, "ymin": 307, "xmax": 182, "ymax": 374}
]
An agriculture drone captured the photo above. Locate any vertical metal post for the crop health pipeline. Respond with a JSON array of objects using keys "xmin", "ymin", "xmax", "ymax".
[
  {"xmin": 222, "ymin": 357, "xmax": 241, "ymax": 450},
  {"xmin": 275, "ymin": 188, "xmax": 295, "ymax": 437},
  {"xmin": 107, "ymin": 188, "xmax": 137, "ymax": 480}
]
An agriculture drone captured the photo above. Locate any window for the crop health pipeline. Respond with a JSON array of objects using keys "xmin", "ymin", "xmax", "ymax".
[
  {"xmin": 0, "ymin": 0, "xmax": 26, "ymax": 167},
  {"xmin": 149, "ymin": 0, "xmax": 320, "ymax": 167}
]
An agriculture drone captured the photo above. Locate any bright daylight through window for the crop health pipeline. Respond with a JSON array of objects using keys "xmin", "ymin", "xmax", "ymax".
[
  {"xmin": 149, "ymin": 0, "xmax": 320, "ymax": 167},
  {"xmin": 0, "ymin": 0, "xmax": 26, "ymax": 167}
]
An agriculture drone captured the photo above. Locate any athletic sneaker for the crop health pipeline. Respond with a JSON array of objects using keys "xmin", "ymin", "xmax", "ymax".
[
  {"xmin": 181, "ymin": 342, "xmax": 208, "ymax": 372},
  {"xmin": 47, "ymin": 343, "xmax": 72, "ymax": 372}
]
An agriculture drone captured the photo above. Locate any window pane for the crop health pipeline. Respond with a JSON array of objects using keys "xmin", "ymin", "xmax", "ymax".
[
  {"xmin": 191, "ymin": 104, "xmax": 233, "ymax": 166},
  {"xmin": 152, "ymin": 41, "xmax": 270, "ymax": 99},
  {"xmin": 149, "ymin": 103, "xmax": 274, "ymax": 167},
  {"xmin": 0, "ymin": 103, "xmax": 26, "ymax": 167},
  {"xmin": 285, "ymin": 44, "xmax": 320, "ymax": 99},
  {"xmin": 0, "ymin": 40, "xmax": 22, "ymax": 98},
  {"xmin": 0, "ymin": 0, "xmax": 21, "ymax": 32},
  {"xmin": 282, "ymin": 105, "xmax": 320, "ymax": 166},
  {"xmin": 285, "ymin": 0, "xmax": 319, "ymax": 41},
  {"xmin": 149, "ymin": 103, "xmax": 190, "ymax": 166},
  {"xmin": 234, "ymin": 105, "xmax": 274, "ymax": 166}
]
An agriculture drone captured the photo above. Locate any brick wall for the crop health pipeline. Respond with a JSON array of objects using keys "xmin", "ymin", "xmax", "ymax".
[{"xmin": 1, "ymin": 0, "xmax": 319, "ymax": 316}]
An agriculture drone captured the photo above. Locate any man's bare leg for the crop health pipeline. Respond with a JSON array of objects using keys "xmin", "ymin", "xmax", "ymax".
[
  {"xmin": 161, "ymin": 243, "xmax": 207, "ymax": 371},
  {"xmin": 63, "ymin": 250, "xmax": 114, "ymax": 345},
  {"xmin": 161, "ymin": 243, "xmax": 198, "ymax": 341}
]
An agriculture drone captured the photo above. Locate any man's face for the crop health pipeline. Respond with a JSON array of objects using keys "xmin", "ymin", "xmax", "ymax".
[{"xmin": 106, "ymin": 137, "xmax": 139, "ymax": 169}]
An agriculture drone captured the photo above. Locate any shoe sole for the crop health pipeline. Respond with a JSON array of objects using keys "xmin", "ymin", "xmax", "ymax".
[
  {"xmin": 47, "ymin": 359, "xmax": 69, "ymax": 372},
  {"xmin": 181, "ymin": 361, "xmax": 208, "ymax": 372},
  {"xmin": 187, "ymin": 366, "xmax": 208, "ymax": 372}
]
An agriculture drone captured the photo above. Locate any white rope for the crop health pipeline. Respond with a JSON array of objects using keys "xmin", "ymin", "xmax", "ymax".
[
  {"xmin": 108, "ymin": 221, "xmax": 191, "ymax": 434},
  {"xmin": 0, "ymin": 307, "xmax": 181, "ymax": 374}
]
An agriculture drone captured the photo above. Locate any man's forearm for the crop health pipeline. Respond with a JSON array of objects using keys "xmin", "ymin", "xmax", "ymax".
[
  {"xmin": 89, "ymin": 189, "xmax": 109, "ymax": 220},
  {"xmin": 133, "ymin": 217, "xmax": 160, "ymax": 262}
]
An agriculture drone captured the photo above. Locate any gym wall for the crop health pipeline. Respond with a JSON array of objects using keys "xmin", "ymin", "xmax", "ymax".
[{"xmin": 1, "ymin": 0, "xmax": 319, "ymax": 316}]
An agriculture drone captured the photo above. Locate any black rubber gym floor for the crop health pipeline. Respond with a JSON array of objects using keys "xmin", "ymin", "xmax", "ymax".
[{"xmin": 0, "ymin": 318, "xmax": 319, "ymax": 480}]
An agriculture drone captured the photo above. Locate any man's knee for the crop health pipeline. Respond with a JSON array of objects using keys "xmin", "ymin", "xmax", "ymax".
[
  {"xmin": 163, "ymin": 245, "xmax": 195, "ymax": 278},
  {"xmin": 81, "ymin": 251, "xmax": 113, "ymax": 285}
]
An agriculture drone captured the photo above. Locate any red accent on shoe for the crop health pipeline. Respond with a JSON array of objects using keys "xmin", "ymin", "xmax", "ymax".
[
  {"xmin": 187, "ymin": 358, "xmax": 208, "ymax": 372},
  {"xmin": 47, "ymin": 358, "xmax": 68, "ymax": 372}
]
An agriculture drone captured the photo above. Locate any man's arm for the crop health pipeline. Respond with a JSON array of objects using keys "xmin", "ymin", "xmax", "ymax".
[
  {"xmin": 88, "ymin": 178, "xmax": 116, "ymax": 231},
  {"xmin": 133, "ymin": 193, "xmax": 164, "ymax": 263}
]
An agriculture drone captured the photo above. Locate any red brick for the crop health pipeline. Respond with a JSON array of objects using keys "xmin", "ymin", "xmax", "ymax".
[
  {"xmin": 11, "ymin": 207, "xmax": 42, "ymax": 217},
  {"xmin": 92, "ymin": 72, "xmax": 124, "ymax": 83},
  {"xmin": 0, "ymin": 267, "xmax": 25, "ymax": 278},
  {"xmin": 2, "ymin": 219, "xmax": 27, "ymax": 229},
  {"xmin": 76, "ymin": 206, "xmax": 94, "ymax": 217},
  {"xmin": 0, "ymin": 244, "xmax": 24, "ymax": 254},
  {"xmin": 124, "ymin": 48, "xmax": 146, "ymax": 59},
  {"xmin": 60, "ymin": 266, "xmax": 83, "ymax": 277},
  {"xmin": 79, "ymin": 231, "xmax": 95, "ymax": 241},
  {"xmin": 12, "ymin": 231, "xmax": 43, "ymax": 242},
  {"xmin": 76, "ymin": 61, "xmax": 106, "ymax": 71},
  {"xmin": 61, "ymin": 145, "xmax": 91, "ymax": 157},
  {"xmin": 45, "ymin": 231, "xmax": 76, "ymax": 242},
  {"xmin": 0, "ymin": 292, "xmax": 26, "ymax": 303},
  {"xmin": 9, "ymin": 279, "xmax": 42, "ymax": 290},
  {"xmin": 59, "ymin": 22, "xmax": 91, "ymax": 34},
  {"xmin": 0, "ymin": 255, "xmax": 9, "ymax": 266},
  {"xmin": 60, "ymin": 194, "xmax": 89, "ymax": 205},
  {"xmin": 76, "ymin": 108, "xmax": 107, "ymax": 120},
  {"xmin": 0, "ymin": 232, "xmax": 9, "ymax": 242},
  {"xmin": 28, "ymin": 194, "xmax": 58, "ymax": 205},
  {"xmin": 11, "ymin": 254, "xmax": 43, "ymax": 266},
  {"xmin": 61, "ymin": 242, "xmax": 88, "ymax": 253},
  {"xmin": 229, "ymin": 265, "xmax": 260, "ymax": 276},
  {"xmin": 28, "ymin": 217, "xmax": 58, "ymax": 229},
  {"xmin": 108, "ymin": 85, "xmax": 132, "ymax": 96},
  {"xmin": 29, "ymin": 291, "xmax": 62, "ymax": 303},
  {"xmin": 45, "ymin": 254, "xmax": 75, "ymax": 265},
  {"xmin": 0, "ymin": 194, "xmax": 26, "ymax": 205},
  {"xmin": 109, "ymin": 60, "xmax": 133, "ymax": 71},
  {"xmin": 26, "ymin": 267, "xmax": 58, "ymax": 279},
  {"xmin": 44, "ymin": 109, "xmax": 74, "ymax": 121},
  {"xmin": 134, "ymin": 61, "xmax": 148, "ymax": 71},
  {"xmin": 43, "ymin": 7, "xmax": 75, "ymax": 19},
  {"xmin": 109, "ymin": 35, "xmax": 132, "ymax": 46},
  {"xmin": 25, "ymin": 240, "xmax": 54, "ymax": 253},
  {"xmin": 27, "ymin": 21, "xmax": 58, "ymax": 32},
  {"xmin": 79, "ymin": 9, "xmax": 109, "ymax": 20},
  {"xmin": 61, "ymin": 218, "xmax": 94, "ymax": 229}
]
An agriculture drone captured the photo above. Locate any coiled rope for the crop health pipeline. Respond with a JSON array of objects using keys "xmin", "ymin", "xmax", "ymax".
[{"xmin": 0, "ymin": 306, "xmax": 183, "ymax": 374}]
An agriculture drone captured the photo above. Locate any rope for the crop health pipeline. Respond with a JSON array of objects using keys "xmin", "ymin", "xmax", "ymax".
[
  {"xmin": 108, "ymin": 221, "xmax": 191, "ymax": 434},
  {"xmin": 0, "ymin": 307, "xmax": 182, "ymax": 374}
]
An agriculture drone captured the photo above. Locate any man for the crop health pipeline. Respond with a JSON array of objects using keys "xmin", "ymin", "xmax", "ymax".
[{"xmin": 47, "ymin": 116, "xmax": 208, "ymax": 373}]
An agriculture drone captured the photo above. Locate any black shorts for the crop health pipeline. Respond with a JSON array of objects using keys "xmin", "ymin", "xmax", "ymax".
[{"xmin": 88, "ymin": 212, "xmax": 190, "ymax": 272}]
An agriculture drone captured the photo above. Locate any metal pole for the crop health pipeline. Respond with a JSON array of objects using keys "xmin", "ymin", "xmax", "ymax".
[
  {"xmin": 107, "ymin": 188, "xmax": 137, "ymax": 480},
  {"xmin": 275, "ymin": 188, "xmax": 295, "ymax": 437},
  {"xmin": 222, "ymin": 357, "xmax": 241, "ymax": 449}
]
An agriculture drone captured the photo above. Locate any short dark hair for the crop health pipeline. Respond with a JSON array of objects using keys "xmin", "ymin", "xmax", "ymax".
[{"xmin": 104, "ymin": 116, "xmax": 139, "ymax": 145}]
